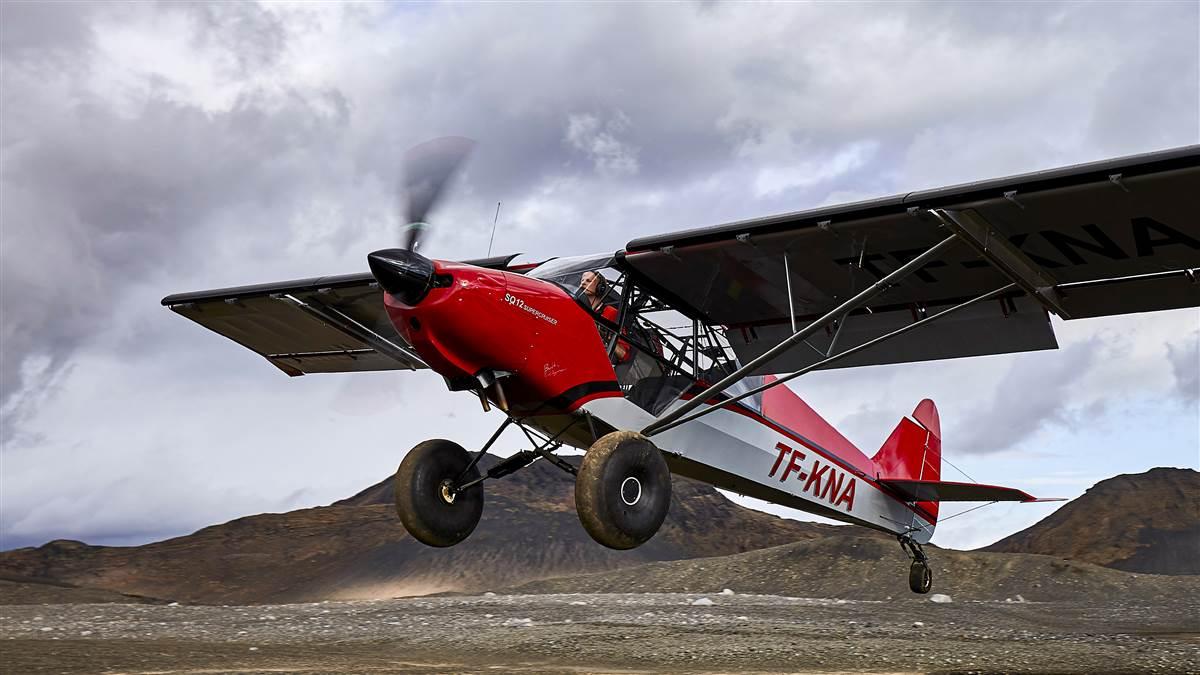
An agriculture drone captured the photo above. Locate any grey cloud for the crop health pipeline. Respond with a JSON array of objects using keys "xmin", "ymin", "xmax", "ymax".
[
  {"xmin": 1166, "ymin": 330, "xmax": 1199, "ymax": 404},
  {"xmin": 176, "ymin": 1, "xmax": 288, "ymax": 74},
  {"xmin": 949, "ymin": 339, "xmax": 1102, "ymax": 455},
  {"xmin": 0, "ymin": 1, "xmax": 97, "ymax": 62},
  {"xmin": 334, "ymin": 2, "xmax": 1198, "ymax": 236},
  {"xmin": 1084, "ymin": 4, "xmax": 1200, "ymax": 154},
  {"xmin": 565, "ymin": 112, "xmax": 640, "ymax": 177},
  {"xmin": 1, "ymin": 78, "xmax": 353, "ymax": 440}
]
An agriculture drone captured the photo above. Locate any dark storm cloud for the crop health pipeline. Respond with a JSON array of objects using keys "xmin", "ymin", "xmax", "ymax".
[
  {"xmin": 1, "ymin": 2, "xmax": 354, "ymax": 440},
  {"xmin": 6, "ymin": 0, "xmax": 1199, "ymax": 439}
]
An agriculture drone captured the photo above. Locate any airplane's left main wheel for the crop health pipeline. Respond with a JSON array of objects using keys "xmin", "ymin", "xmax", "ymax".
[
  {"xmin": 394, "ymin": 439, "xmax": 484, "ymax": 548},
  {"xmin": 575, "ymin": 431, "xmax": 671, "ymax": 550}
]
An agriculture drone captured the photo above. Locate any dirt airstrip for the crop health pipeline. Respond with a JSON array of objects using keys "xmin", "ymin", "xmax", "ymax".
[{"xmin": 2, "ymin": 591, "xmax": 1197, "ymax": 674}]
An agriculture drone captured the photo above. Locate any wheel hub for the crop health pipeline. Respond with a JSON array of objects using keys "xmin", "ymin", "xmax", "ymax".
[
  {"xmin": 439, "ymin": 480, "xmax": 457, "ymax": 505},
  {"xmin": 620, "ymin": 476, "xmax": 643, "ymax": 506}
]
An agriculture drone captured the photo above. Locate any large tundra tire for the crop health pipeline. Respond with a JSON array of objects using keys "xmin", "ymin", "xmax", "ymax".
[
  {"xmin": 575, "ymin": 431, "xmax": 671, "ymax": 550},
  {"xmin": 394, "ymin": 439, "xmax": 483, "ymax": 547}
]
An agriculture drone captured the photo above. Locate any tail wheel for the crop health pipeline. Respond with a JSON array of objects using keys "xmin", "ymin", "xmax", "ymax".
[
  {"xmin": 909, "ymin": 560, "xmax": 933, "ymax": 594},
  {"xmin": 394, "ymin": 439, "xmax": 483, "ymax": 547},
  {"xmin": 575, "ymin": 431, "xmax": 671, "ymax": 550}
]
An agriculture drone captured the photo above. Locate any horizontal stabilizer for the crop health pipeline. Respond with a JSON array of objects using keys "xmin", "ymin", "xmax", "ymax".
[{"xmin": 877, "ymin": 479, "xmax": 1063, "ymax": 503}]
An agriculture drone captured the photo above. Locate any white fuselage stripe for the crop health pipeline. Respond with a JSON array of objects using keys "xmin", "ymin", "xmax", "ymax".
[{"xmin": 581, "ymin": 397, "xmax": 935, "ymax": 544}]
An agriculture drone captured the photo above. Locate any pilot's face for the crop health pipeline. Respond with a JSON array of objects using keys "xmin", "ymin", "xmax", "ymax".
[{"xmin": 580, "ymin": 271, "xmax": 599, "ymax": 297}]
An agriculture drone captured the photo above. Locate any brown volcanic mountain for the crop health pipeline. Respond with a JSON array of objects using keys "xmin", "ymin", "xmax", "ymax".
[
  {"xmin": 0, "ymin": 455, "xmax": 837, "ymax": 604},
  {"xmin": 984, "ymin": 467, "xmax": 1200, "ymax": 575}
]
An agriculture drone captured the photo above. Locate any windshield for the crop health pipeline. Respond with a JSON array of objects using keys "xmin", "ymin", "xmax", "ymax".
[
  {"xmin": 532, "ymin": 253, "xmax": 765, "ymax": 416},
  {"xmin": 528, "ymin": 253, "xmax": 622, "ymax": 312},
  {"xmin": 527, "ymin": 253, "xmax": 617, "ymax": 283}
]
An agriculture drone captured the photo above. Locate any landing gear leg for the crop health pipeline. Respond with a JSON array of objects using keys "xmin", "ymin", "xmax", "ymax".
[{"xmin": 899, "ymin": 535, "xmax": 932, "ymax": 594}]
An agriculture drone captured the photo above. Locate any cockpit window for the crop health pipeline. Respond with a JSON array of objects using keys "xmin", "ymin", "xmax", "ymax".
[
  {"xmin": 529, "ymin": 252, "xmax": 763, "ymax": 417},
  {"xmin": 530, "ymin": 254, "xmax": 621, "ymax": 313},
  {"xmin": 527, "ymin": 253, "xmax": 617, "ymax": 285}
]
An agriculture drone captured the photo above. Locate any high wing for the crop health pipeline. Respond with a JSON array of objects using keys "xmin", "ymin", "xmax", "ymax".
[
  {"xmin": 161, "ymin": 255, "xmax": 519, "ymax": 376},
  {"xmin": 618, "ymin": 145, "xmax": 1199, "ymax": 374}
]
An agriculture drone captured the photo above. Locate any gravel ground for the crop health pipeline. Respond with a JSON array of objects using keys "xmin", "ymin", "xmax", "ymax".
[{"xmin": 1, "ymin": 592, "xmax": 1197, "ymax": 674}]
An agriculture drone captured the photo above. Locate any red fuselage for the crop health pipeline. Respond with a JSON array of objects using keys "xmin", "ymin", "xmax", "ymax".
[{"xmin": 382, "ymin": 260, "xmax": 622, "ymax": 415}]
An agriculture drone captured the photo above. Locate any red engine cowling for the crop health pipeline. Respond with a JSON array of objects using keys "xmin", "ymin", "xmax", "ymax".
[{"xmin": 376, "ymin": 254, "xmax": 621, "ymax": 414}]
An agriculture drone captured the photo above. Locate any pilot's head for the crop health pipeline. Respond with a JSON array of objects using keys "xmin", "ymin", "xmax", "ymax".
[{"xmin": 579, "ymin": 270, "xmax": 608, "ymax": 308}]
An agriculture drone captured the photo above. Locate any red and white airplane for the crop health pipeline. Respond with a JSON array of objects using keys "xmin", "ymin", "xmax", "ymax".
[{"xmin": 163, "ymin": 140, "xmax": 1199, "ymax": 593}]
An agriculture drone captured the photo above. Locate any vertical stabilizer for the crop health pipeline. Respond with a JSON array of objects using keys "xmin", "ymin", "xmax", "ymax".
[{"xmin": 872, "ymin": 399, "xmax": 942, "ymax": 525}]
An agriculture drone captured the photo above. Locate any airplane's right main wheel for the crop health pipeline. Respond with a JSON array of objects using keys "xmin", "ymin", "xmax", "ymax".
[
  {"xmin": 909, "ymin": 560, "xmax": 933, "ymax": 594},
  {"xmin": 394, "ymin": 439, "xmax": 483, "ymax": 548},
  {"xmin": 575, "ymin": 431, "xmax": 671, "ymax": 550}
]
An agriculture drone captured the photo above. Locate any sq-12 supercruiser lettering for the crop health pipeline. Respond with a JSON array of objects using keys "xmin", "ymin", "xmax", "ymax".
[{"xmin": 162, "ymin": 138, "xmax": 1199, "ymax": 593}]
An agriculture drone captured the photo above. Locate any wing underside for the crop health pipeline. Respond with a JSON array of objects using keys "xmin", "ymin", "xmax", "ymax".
[
  {"xmin": 163, "ymin": 255, "xmax": 521, "ymax": 376},
  {"xmin": 619, "ymin": 146, "xmax": 1200, "ymax": 374},
  {"xmin": 163, "ymin": 272, "xmax": 425, "ymax": 376}
]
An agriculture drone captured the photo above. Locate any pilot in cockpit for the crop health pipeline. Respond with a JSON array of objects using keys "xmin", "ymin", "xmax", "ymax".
[
  {"xmin": 579, "ymin": 270, "xmax": 678, "ymax": 409},
  {"xmin": 579, "ymin": 270, "xmax": 629, "ymax": 363}
]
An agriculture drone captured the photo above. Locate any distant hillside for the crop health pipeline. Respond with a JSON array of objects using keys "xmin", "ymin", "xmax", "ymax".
[
  {"xmin": 984, "ymin": 467, "xmax": 1200, "ymax": 575},
  {"xmin": 511, "ymin": 533, "xmax": 1200, "ymax": 602},
  {"xmin": 0, "ymin": 455, "xmax": 834, "ymax": 604},
  {"xmin": 0, "ymin": 575, "xmax": 164, "ymax": 605}
]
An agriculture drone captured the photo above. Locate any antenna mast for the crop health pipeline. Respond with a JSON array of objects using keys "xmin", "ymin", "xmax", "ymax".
[{"xmin": 487, "ymin": 201, "xmax": 501, "ymax": 257}]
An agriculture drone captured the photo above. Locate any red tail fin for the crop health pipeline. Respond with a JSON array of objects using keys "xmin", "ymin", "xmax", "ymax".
[{"xmin": 872, "ymin": 399, "xmax": 942, "ymax": 523}]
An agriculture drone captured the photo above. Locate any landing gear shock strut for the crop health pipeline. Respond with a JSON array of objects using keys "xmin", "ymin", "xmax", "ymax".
[{"xmin": 899, "ymin": 535, "xmax": 933, "ymax": 594}]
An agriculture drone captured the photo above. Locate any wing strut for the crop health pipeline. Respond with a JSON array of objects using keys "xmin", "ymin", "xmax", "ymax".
[
  {"xmin": 643, "ymin": 281, "xmax": 1016, "ymax": 437},
  {"xmin": 642, "ymin": 233, "xmax": 960, "ymax": 436}
]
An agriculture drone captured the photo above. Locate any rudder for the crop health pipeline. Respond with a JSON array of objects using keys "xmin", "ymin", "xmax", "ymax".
[{"xmin": 872, "ymin": 399, "xmax": 942, "ymax": 526}]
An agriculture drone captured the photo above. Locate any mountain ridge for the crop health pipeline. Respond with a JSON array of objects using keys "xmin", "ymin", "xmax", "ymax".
[
  {"xmin": 2, "ymin": 463, "xmax": 1193, "ymax": 606},
  {"xmin": 0, "ymin": 454, "xmax": 837, "ymax": 604},
  {"xmin": 983, "ymin": 467, "xmax": 1199, "ymax": 575}
]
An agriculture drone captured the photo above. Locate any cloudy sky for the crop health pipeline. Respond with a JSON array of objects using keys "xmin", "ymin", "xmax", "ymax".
[{"xmin": 2, "ymin": 1, "xmax": 1197, "ymax": 552}]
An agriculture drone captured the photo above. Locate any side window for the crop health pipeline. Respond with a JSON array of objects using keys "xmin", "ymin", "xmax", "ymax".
[
  {"xmin": 693, "ymin": 362, "xmax": 764, "ymax": 415},
  {"xmin": 725, "ymin": 374, "xmax": 765, "ymax": 414}
]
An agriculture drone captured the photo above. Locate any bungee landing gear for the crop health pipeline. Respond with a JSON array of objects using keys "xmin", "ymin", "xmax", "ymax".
[
  {"xmin": 394, "ymin": 425, "xmax": 672, "ymax": 552},
  {"xmin": 900, "ymin": 534, "xmax": 933, "ymax": 594},
  {"xmin": 575, "ymin": 431, "xmax": 672, "ymax": 550}
]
